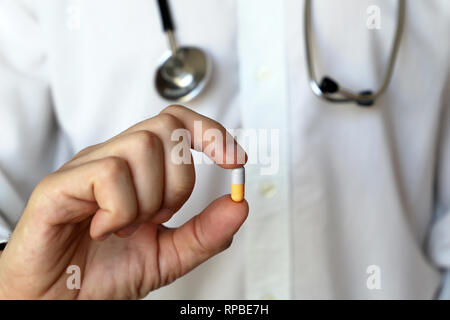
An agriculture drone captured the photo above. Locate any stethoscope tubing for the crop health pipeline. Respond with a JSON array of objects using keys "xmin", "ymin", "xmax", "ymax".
[
  {"xmin": 155, "ymin": 0, "xmax": 405, "ymax": 105},
  {"xmin": 155, "ymin": 0, "xmax": 212, "ymax": 102},
  {"xmin": 304, "ymin": 0, "xmax": 406, "ymax": 105}
]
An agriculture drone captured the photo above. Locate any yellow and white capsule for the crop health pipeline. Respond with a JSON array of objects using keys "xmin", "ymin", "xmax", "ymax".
[{"xmin": 231, "ymin": 167, "xmax": 245, "ymax": 202}]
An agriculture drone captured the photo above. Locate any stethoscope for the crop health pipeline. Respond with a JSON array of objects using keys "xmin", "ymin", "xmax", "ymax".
[
  {"xmin": 155, "ymin": 0, "xmax": 212, "ymax": 102},
  {"xmin": 305, "ymin": 0, "xmax": 406, "ymax": 106},
  {"xmin": 155, "ymin": 0, "xmax": 406, "ymax": 107}
]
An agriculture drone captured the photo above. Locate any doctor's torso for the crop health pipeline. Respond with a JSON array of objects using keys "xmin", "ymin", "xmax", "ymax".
[{"xmin": 1, "ymin": 0, "xmax": 449, "ymax": 299}]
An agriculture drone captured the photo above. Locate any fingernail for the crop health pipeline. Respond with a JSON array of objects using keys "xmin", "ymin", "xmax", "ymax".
[{"xmin": 116, "ymin": 224, "xmax": 140, "ymax": 238}]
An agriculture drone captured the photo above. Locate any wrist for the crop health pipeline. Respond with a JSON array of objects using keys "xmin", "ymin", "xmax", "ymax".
[
  {"xmin": 0, "ymin": 242, "xmax": 10, "ymax": 299},
  {"xmin": 0, "ymin": 260, "xmax": 7, "ymax": 299}
]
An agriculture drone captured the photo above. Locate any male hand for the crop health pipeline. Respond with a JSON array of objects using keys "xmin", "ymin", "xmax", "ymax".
[{"xmin": 0, "ymin": 105, "xmax": 248, "ymax": 299}]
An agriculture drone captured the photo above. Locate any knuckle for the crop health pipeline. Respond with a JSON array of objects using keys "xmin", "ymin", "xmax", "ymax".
[
  {"xmin": 192, "ymin": 216, "xmax": 209, "ymax": 255},
  {"xmin": 130, "ymin": 130, "xmax": 161, "ymax": 153},
  {"xmin": 156, "ymin": 112, "xmax": 184, "ymax": 131},
  {"xmin": 161, "ymin": 104, "xmax": 187, "ymax": 115},
  {"xmin": 34, "ymin": 172, "xmax": 56, "ymax": 193},
  {"xmin": 28, "ymin": 173, "xmax": 64, "ymax": 223},
  {"xmin": 100, "ymin": 156, "xmax": 128, "ymax": 180}
]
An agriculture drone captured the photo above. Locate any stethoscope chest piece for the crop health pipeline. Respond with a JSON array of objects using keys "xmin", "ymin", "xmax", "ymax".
[
  {"xmin": 155, "ymin": 0, "xmax": 212, "ymax": 103},
  {"xmin": 155, "ymin": 46, "xmax": 212, "ymax": 102}
]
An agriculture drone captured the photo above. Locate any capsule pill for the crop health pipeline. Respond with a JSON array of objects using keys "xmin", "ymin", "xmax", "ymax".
[{"xmin": 231, "ymin": 167, "xmax": 245, "ymax": 202}]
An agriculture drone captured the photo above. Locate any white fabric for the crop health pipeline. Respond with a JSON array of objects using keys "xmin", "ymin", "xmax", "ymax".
[
  {"xmin": 0, "ymin": 0, "xmax": 449, "ymax": 299},
  {"xmin": 0, "ymin": 171, "xmax": 25, "ymax": 241}
]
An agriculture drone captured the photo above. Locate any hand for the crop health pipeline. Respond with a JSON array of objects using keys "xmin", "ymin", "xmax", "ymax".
[{"xmin": 0, "ymin": 105, "xmax": 248, "ymax": 299}]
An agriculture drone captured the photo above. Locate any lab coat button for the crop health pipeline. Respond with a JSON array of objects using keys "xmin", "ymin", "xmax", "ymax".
[
  {"xmin": 262, "ymin": 294, "xmax": 277, "ymax": 300},
  {"xmin": 259, "ymin": 182, "xmax": 277, "ymax": 198},
  {"xmin": 255, "ymin": 66, "xmax": 272, "ymax": 81}
]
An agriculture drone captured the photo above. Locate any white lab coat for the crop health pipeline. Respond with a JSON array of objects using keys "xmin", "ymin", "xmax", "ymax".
[{"xmin": 0, "ymin": 0, "xmax": 449, "ymax": 299}]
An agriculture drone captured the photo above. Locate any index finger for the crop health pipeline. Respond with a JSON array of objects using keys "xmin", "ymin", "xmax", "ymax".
[{"xmin": 124, "ymin": 105, "xmax": 247, "ymax": 169}]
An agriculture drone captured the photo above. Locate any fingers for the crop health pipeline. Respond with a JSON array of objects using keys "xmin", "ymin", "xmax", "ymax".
[
  {"xmin": 66, "ymin": 118, "xmax": 195, "ymax": 224},
  {"xmin": 127, "ymin": 113, "xmax": 196, "ymax": 216},
  {"xmin": 33, "ymin": 157, "xmax": 138, "ymax": 240},
  {"xmin": 65, "ymin": 105, "xmax": 246, "ymax": 225},
  {"xmin": 125, "ymin": 105, "xmax": 247, "ymax": 168},
  {"xmin": 61, "ymin": 131, "xmax": 167, "ymax": 228},
  {"xmin": 156, "ymin": 195, "xmax": 249, "ymax": 285},
  {"xmin": 50, "ymin": 105, "xmax": 247, "ymax": 238}
]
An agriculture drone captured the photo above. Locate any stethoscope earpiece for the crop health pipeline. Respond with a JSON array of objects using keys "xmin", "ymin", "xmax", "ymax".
[
  {"xmin": 319, "ymin": 77, "xmax": 375, "ymax": 107},
  {"xmin": 319, "ymin": 77, "xmax": 339, "ymax": 94},
  {"xmin": 356, "ymin": 91, "xmax": 375, "ymax": 107}
]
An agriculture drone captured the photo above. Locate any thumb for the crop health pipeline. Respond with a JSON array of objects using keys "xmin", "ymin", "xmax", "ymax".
[{"xmin": 156, "ymin": 195, "xmax": 249, "ymax": 285}]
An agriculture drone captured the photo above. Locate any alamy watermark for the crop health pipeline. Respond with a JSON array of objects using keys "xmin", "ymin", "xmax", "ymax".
[
  {"xmin": 366, "ymin": 265, "xmax": 381, "ymax": 290},
  {"xmin": 170, "ymin": 121, "xmax": 280, "ymax": 176},
  {"xmin": 367, "ymin": 5, "xmax": 381, "ymax": 30},
  {"xmin": 66, "ymin": 1, "xmax": 81, "ymax": 31},
  {"xmin": 66, "ymin": 265, "xmax": 81, "ymax": 290}
]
